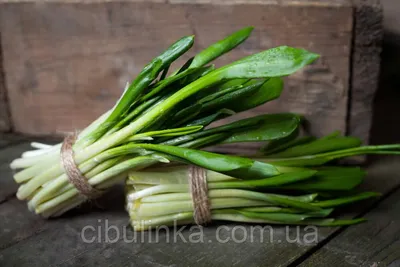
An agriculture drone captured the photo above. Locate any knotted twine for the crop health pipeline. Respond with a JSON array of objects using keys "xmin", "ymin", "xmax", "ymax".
[
  {"xmin": 61, "ymin": 133, "xmax": 103, "ymax": 199},
  {"xmin": 61, "ymin": 134, "xmax": 211, "ymax": 224},
  {"xmin": 188, "ymin": 165, "xmax": 212, "ymax": 225}
]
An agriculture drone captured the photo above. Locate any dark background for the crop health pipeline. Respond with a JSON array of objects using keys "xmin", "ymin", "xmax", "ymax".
[{"xmin": 370, "ymin": 0, "xmax": 400, "ymax": 145}]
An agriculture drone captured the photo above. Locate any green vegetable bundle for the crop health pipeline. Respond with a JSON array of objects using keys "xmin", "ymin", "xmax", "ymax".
[
  {"xmin": 10, "ymin": 27, "xmax": 319, "ymax": 217},
  {"xmin": 126, "ymin": 132, "xmax": 400, "ymax": 231}
]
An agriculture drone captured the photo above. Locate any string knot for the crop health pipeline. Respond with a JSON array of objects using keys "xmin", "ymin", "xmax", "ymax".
[
  {"xmin": 188, "ymin": 165, "xmax": 211, "ymax": 225},
  {"xmin": 61, "ymin": 134, "xmax": 103, "ymax": 199}
]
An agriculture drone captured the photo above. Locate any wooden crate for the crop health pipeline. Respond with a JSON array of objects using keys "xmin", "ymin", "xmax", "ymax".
[{"xmin": 0, "ymin": 0, "xmax": 383, "ymax": 144}]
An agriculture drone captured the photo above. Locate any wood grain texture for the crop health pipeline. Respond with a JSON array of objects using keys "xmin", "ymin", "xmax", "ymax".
[
  {"xmin": 299, "ymin": 187, "xmax": 400, "ymax": 267},
  {"xmin": 348, "ymin": 0, "xmax": 383, "ymax": 144},
  {"xmin": 0, "ymin": 133, "xmax": 24, "ymax": 149},
  {"xmin": 0, "ymin": 1, "xmax": 353, "ymax": 137},
  {"xmin": 1, "ymin": 146, "xmax": 399, "ymax": 267},
  {"xmin": 0, "ymin": 34, "xmax": 11, "ymax": 132},
  {"xmin": 0, "ymin": 144, "xmax": 27, "ymax": 203},
  {"xmin": 0, "ymin": 141, "xmax": 50, "ymax": 203},
  {"xmin": 0, "ymin": 0, "xmax": 351, "ymax": 5}
]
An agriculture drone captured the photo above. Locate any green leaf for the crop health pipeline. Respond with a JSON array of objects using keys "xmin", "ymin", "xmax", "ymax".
[
  {"xmin": 141, "ymin": 66, "xmax": 210, "ymax": 102},
  {"xmin": 220, "ymin": 46, "xmax": 320, "ymax": 79},
  {"xmin": 127, "ymin": 125, "xmax": 203, "ymax": 141},
  {"xmin": 178, "ymin": 133, "xmax": 230, "ymax": 149},
  {"xmin": 217, "ymin": 78, "xmax": 250, "ymax": 90},
  {"xmin": 282, "ymin": 167, "xmax": 366, "ymax": 191},
  {"xmin": 186, "ymin": 109, "xmax": 235, "ymax": 127},
  {"xmin": 301, "ymin": 218, "xmax": 367, "ymax": 226},
  {"xmin": 237, "ymin": 210, "xmax": 321, "ymax": 223},
  {"xmin": 199, "ymin": 79, "xmax": 267, "ymax": 114},
  {"xmin": 162, "ymin": 114, "xmax": 301, "ymax": 149},
  {"xmin": 130, "ymin": 46, "xmax": 318, "ymax": 134},
  {"xmin": 263, "ymin": 135, "xmax": 316, "ymax": 155},
  {"xmin": 79, "ymin": 35, "xmax": 195, "ymax": 146},
  {"xmin": 313, "ymin": 192, "xmax": 381, "ymax": 208},
  {"xmin": 159, "ymin": 64, "xmax": 170, "ymax": 81},
  {"xmin": 227, "ymin": 77, "xmax": 284, "ymax": 113},
  {"xmin": 223, "ymin": 113, "xmax": 301, "ymax": 143},
  {"xmin": 265, "ymin": 144, "xmax": 400, "ymax": 167},
  {"xmin": 266, "ymin": 136, "xmax": 362, "ymax": 158},
  {"xmin": 190, "ymin": 27, "xmax": 254, "ymax": 68},
  {"xmin": 110, "ymin": 96, "xmax": 163, "ymax": 133},
  {"xmin": 209, "ymin": 169, "xmax": 317, "ymax": 189},
  {"xmin": 239, "ymin": 207, "xmax": 333, "ymax": 217},
  {"xmin": 118, "ymin": 143, "xmax": 280, "ymax": 179}
]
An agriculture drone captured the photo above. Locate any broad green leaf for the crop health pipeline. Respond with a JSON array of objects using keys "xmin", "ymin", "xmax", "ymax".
[
  {"xmin": 141, "ymin": 66, "xmax": 209, "ymax": 101},
  {"xmin": 209, "ymin": 169, "xmax": 317, "ymax": 189},
  {"xmin": 190, "ymin": 27, "xmax": 254, "ymax": 68},
  {"xmin": 199, "ymin": 80, "xmax": 267, "ymax": 114},
  {"xmin": 223, "ymin": 113, "xmax": 301, "ymax": 143},
  {"xmin": 162, "ymin": 114, "xmax": 301, "ymax": 148},
  {"xmin": 219, "ymin": 46, "xmax": 319, "ymax": 79},
  {"xmin": 227, "ymin": 77, "xmax": 284, "ymax": 113},
  {"xmin": 198, "ymin": 83, "xmax": 248, "ymax": 104},
  {"xmin": 264, "ymin": 144, "xmax": 400, "ymax": 167},
  {"xmin": 79, "ymin": 35, "xmax": 194, "ymax": 145},
  {"xmin": 263, "ymin": 135, "xmax": 316, "ymax": 155},
  {"xmin": 282, "ymin": 167, "xmax": 366, "ymax": 191},
  {"xmin": 132, "ymin": 46, "xmax": 318, "ymax": 133},
  {"xmin": 265, "ymin": 136, "xmax": 362, "ymax": 158},
  {"xmin": 217, "ymin": 78, "xmax": 250, "ymax": 90},
  {"xmin": 117, "ymin": 143, "xmax": 280, "ymax": 179}
]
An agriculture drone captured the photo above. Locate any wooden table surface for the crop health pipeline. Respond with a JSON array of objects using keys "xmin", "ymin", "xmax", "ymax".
[{"xmin": 1, "ymin": 134, "xmax": 399, "ymax": 267}]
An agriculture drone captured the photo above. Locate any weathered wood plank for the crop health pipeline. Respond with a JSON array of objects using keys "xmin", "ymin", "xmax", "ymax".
[
  {"xmin": 299, "ymin": 187, "xmax": 400, "ymax": 267},
  {"xmin": 0, "ymin": 0, "xmax": 351, "ymax": 5},
  {"xmin": 1, "ymin": 157, "xmax": 399, "ymax": 267},
  {"xmin": 0, "ymin": 134, "xmax": 24, "ymax": 149},
  {"xmin": 0, "ymin": 142, "xmax": 35, "ymax": 203},
  {"xmin": 0, "ymin": 137, "xmax": 60, "ymax": 203},
  {"xmin": 0, "ymin": 34, "xmax": 11, "ymax": 132},
  {"xmin": 0, "ymin": 1, "xmax": 353, "ymax": 138},
  {"xmin": 348, "ymin": 0, "xmax": 383, "ymax": 144}
]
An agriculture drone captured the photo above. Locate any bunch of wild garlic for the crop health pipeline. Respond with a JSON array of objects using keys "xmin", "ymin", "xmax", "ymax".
[
  {"xmin": 10, "ymin": 27, "xmax": 318, "ymax": 217},
  {"xmin": 126, "ymin": 131, "xmax": 400, "ymax": 230}
]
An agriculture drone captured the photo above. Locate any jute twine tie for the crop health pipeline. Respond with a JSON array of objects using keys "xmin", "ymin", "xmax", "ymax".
[
  {"xmin": 188, "ymin": 165, "xmax": 212, "ymax": 225},
  {"xmin": 61, "ymin": 134, "xmax": 211, "ymax": 222},
  {"xmin": 61, "ymin": 133, "xmax": 103, "ymax": 199}
]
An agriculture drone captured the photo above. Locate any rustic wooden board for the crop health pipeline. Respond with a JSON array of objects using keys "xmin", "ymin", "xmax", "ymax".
[
  {"xmin": 1, "ymin": 152, "xmax": 399, "ymax": 266},
  {"xmin": 348, "ymin": 0, "xmax": 383, "ymax": 144},
  {"xmin": 0, "ymin": 137, "xmax": 59, "ymax": 202},
  {"xmin": 0, "ymin": 0, "xmax": 353, "ymax": 137},
  {"xmin": 0, "ymin": 141, "xmax": 56, "ymax": 202},
  {"xmin": 0, "ymin": 134, "xmax": 24, "ymax": 149},
  {"xmin": 0, "ymin": 34, "xmax": 11, "ymax": 132},
  {"xmin": 0, "ymin": 142, "xmax": 35, "ymax": 203},
  {"xmin": 299, "ymin": 187, "xmax": 400, "ymax": 267}
]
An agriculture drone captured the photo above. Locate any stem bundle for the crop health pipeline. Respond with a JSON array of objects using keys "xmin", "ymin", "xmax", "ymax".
[
  {"xmin": 10, "ymin": 27, "xmax": 318, "ymax": 217},
  {"xmin": 126, "ymin": 132, "xmax": 400, "ymax": 231},
  {"xmin": 10, "ymin": 27, "xmax": 399, "ymax": 232}
]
